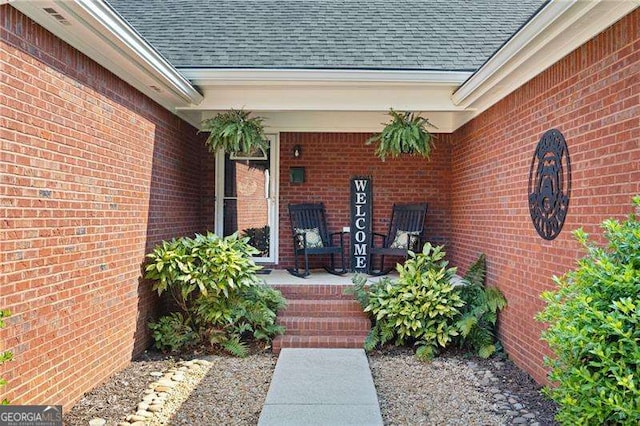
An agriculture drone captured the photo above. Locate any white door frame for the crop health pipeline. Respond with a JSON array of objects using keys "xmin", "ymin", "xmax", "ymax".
[{"xmin": 214, "ymin": 133, "xmax": 279, "ymax": 264}]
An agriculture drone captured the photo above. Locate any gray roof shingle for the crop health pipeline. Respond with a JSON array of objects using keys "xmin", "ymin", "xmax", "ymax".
[{"xmin": 107, "ymin": 0, "xmax": 546, "ymax": 71}]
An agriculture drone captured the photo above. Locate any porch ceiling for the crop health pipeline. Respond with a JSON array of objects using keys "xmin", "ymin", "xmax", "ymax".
[{"xmin": 176, "ymin": 69, "xmax": 473, "ymax": 133}]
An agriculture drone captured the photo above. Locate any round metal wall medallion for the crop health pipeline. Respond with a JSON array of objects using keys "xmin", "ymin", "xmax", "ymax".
[{"xmin": 528, "ymin": 129, "xmax": 571, "ymax": 240}]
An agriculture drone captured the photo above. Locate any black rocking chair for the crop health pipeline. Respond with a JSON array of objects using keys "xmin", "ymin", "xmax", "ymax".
[
  {"xmin": 287, "ymin": 203, "xmax": 347, "ymax": 278},
  {"xmin": 370, "ymin": 203, "xmax": 428, "ymax": 276}
]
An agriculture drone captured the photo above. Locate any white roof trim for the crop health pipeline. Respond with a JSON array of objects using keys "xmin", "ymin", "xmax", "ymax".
[
  {"xmin": 73, "ymin": 0, "xmax": 202, "ymax": 104},
  {"xmin": 452, "ymin": 0, "xmax": 638, "ymax": 119},
  {"xmin": 180, "ymin": 68, "xmax": 473, "ymax": 85},
  {"xmin": 11, "ymin": 0, "xmax": 203, "ymax": 113}
]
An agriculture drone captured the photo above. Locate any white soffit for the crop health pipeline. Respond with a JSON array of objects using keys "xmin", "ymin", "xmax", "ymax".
[
  {"xmin": 10, "ymin": 0, "xmax": 203, "ymax": 115},
  {"xmin": 452, "ymin": 0, "xmax": 639, "ymax": 125},
  {"xmin": 196, "ymin": 110, "xmax": 472, "ymax": 134},
  {"xmin": 178, "ymin": 68, "xmax": 472, "ymax": 132}
]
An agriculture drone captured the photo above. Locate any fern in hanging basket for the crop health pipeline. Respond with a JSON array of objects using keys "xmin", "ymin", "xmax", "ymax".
[
  {"xmin": 201, "ymin": 109, "xmax": 267, "ymax": 154},
  {"xmin": 366, "ymin": 109, "xmax": 435, "ymax": 160}
]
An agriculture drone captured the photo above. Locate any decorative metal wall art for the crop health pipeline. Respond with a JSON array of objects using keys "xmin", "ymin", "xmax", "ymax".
[{"xmin": 528, "ymin": 129, "xmax": 571, "ymax": 240}]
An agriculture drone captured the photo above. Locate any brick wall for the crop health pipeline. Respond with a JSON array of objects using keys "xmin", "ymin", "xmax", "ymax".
[
  {"xmin": 0, "ymin": 6, "xmax": 210, "ymax": 408},
  {"xmin": 449, "ymin": 10, "xmax": 639, "ymax": 384},
  {"xmin": 278, "ymin": 132, "xmax": 451, "ymax": 269}
]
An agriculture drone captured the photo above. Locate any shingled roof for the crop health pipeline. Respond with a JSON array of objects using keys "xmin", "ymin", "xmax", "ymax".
[{"xmin": 107, "ymin": 0, "xmax": 546, "ymax": 71}]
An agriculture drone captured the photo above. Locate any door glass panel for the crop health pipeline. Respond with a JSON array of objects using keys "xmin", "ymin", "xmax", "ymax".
[{"xmin": 222, "ymin": 147, "xmax": 271, "ymax": 257}]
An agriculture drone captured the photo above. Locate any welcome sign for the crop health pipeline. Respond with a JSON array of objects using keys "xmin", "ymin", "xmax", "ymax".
[{"xmin": 350, "ymin": 176, "xmax": 372, "ymax": 272}]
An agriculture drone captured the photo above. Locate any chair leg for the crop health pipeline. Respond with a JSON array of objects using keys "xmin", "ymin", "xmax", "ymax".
[
  {"xmin": 304, "ymin": 251, "xmax": 310, "ymax": 277},
  {"xmin": 287, "ymin": 250, "xmax": 310, "ymax": 278},
  {"xmin": 324, "ymin": 252, "xmax": 347, "ymax": 276},
  {"xmin": 368, "ymin": 254, "xmax": 392, "ymax": 276}
]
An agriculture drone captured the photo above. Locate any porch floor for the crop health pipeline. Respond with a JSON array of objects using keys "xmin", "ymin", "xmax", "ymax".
[{"xmin": 259, "ymin": 269, "xmax": 398, "ymax": 286}]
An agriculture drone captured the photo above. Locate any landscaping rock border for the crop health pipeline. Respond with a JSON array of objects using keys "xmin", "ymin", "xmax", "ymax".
[
  {"xmin": 120, "ymin": 360, "xmax": 211, "ymax": 426},
  {"xmin": 84, "ymin": 359, "xmax": 212, "ymax": 426}
]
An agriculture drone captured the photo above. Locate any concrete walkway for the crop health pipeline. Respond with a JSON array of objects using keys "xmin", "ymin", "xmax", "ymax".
[{"xmin": 258, "ymin": 349, "xmax": 383, "ymax": 426}]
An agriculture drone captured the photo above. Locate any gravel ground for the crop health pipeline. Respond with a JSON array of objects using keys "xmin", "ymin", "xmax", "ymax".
[
  {"xmin": 371, "ymin": 350, "xmax": 505, "ymax": 425},
  {"xmin": 369, "ymin": 348, "xmax": 557, "ymax": 426},
  {"xmin": 170, "ymin": 354, "xmax": 277, "ymax": 425},
  {"xmin": 65, "ymin": 353, "xmax": 177, "ymax": 425},
  {"xmin": 66, "ymin": 348, "xmax": 556, "ymax": 425}
]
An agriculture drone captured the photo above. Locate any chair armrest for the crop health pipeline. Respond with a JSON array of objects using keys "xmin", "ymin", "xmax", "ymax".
[{"xmin": 329, "ymin": 231, "xmax": 347, "ymax": 247}]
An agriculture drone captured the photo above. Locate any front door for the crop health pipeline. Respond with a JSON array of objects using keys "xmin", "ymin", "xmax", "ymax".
[{"xmin": 215, "ymin": 134, "xmax": 278, "ymax": 263}]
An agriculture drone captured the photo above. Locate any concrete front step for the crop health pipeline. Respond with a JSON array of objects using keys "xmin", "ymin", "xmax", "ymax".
[
  {"xmin": 280, "ymin": 299, "xmax": 368, "ymax": 317},
  {"xmin": 272, "ymin": 335, "xmax": 368, "ymax": 354},
  {"xmin": 277, "ymin": 316, "xmax": 371, "ymax": 336}
]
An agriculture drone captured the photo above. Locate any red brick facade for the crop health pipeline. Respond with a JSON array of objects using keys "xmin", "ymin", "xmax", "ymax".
[
  {"xmin": 278, "ymin": 132, "xmax": 452, "ymax": 269},
  {"xmin": 449, "ymin": 10, "xmax": 640, "ymax": 383},
  {"xmin": 0, "ymin": 6, "xmax": 211, "ymax": 408},
  {"xmin": 1, "ymin": 2, "xmax": 638, "ymax": 409}
]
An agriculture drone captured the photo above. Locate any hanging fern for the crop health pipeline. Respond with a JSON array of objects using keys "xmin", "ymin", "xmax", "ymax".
[
  {"xmin": 366, "ymin": 109, "xmax": 435, "ymax": 161},
  {"xmin": 200, "ymin": 109, "xmax": 267, "ymax": 154}
]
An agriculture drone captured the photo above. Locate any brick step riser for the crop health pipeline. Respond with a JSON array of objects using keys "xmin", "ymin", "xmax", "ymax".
[
  {"xmin": 272, "ymin": 335, "xmax": 367, "ymax": 354},
  {"xmin": 271, "ymin": 284, "xmax": 370, "ymax": 353},
  {"xmin": 272, "ymin": 285, "xmax": 358, "ymax": 301},
  {"xmin": 277, "ymin": 317, "xmax": 371, "ymax": 336},
  {"xmin": 280, "ymin": 301, "xmax": 367, "ymax": 317},
  {"xmin": 279, "ymin": 329, "xmax": 370, "ymax": 337},
  {"xmin": 280, "ymin": 311, "xmax": 368, "ymax": 318}
]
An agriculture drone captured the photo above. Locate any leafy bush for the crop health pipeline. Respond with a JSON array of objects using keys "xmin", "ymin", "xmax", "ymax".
[
  {"xmin": 148, "ymin": 312, "xmax": 197, "ymax": 352},
  {"xmin": 145, "ymin": 232, "xmax": 285, "ymax": 356},
  {"xmin": 456, "ymin": 254, "xmax": 507, "ymax": 358},
  {"xmin": 196, "ymin": 284, "xmax": 286, "ymax": 357},
  {"xmin": 354, "ymin": 243, "xmax": 464, "ymax": 360},
  {"xmin": 145, "ymin": 232, "xmax": 262, "ymax": 314},
  {"xmin": 536, "ymin": 196, "xmax": 640, "ymax": 424},
  {"xmin": 1, "ymin": 309, "xmax": 12, "ymax": 405}
]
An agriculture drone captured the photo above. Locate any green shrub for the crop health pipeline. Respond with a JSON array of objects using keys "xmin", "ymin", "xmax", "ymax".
[
  {"xmin": 195, "ymin": 284, "xmax": 286, "ymax": 357},
  {"xmin": 1, "ymin": 309, "xmax": 12, "ymax": 405},
  {"xmin": 354, "ymin": 243, "xmax": 464, "ymax": 360},
  {"xmin": 145, "ymin": 232, "xmax": 285, "ymax": 356},
  {"xmin": 536, "ymin": 196, "xmax": 640, "ymax": 425},
  {"xmin": 148, "ymin": 312, "xmax": 197, "ymax": 352},
  {"xmin": 456, "ymin": 254, "xmax": 507, "ymax": 358}
]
